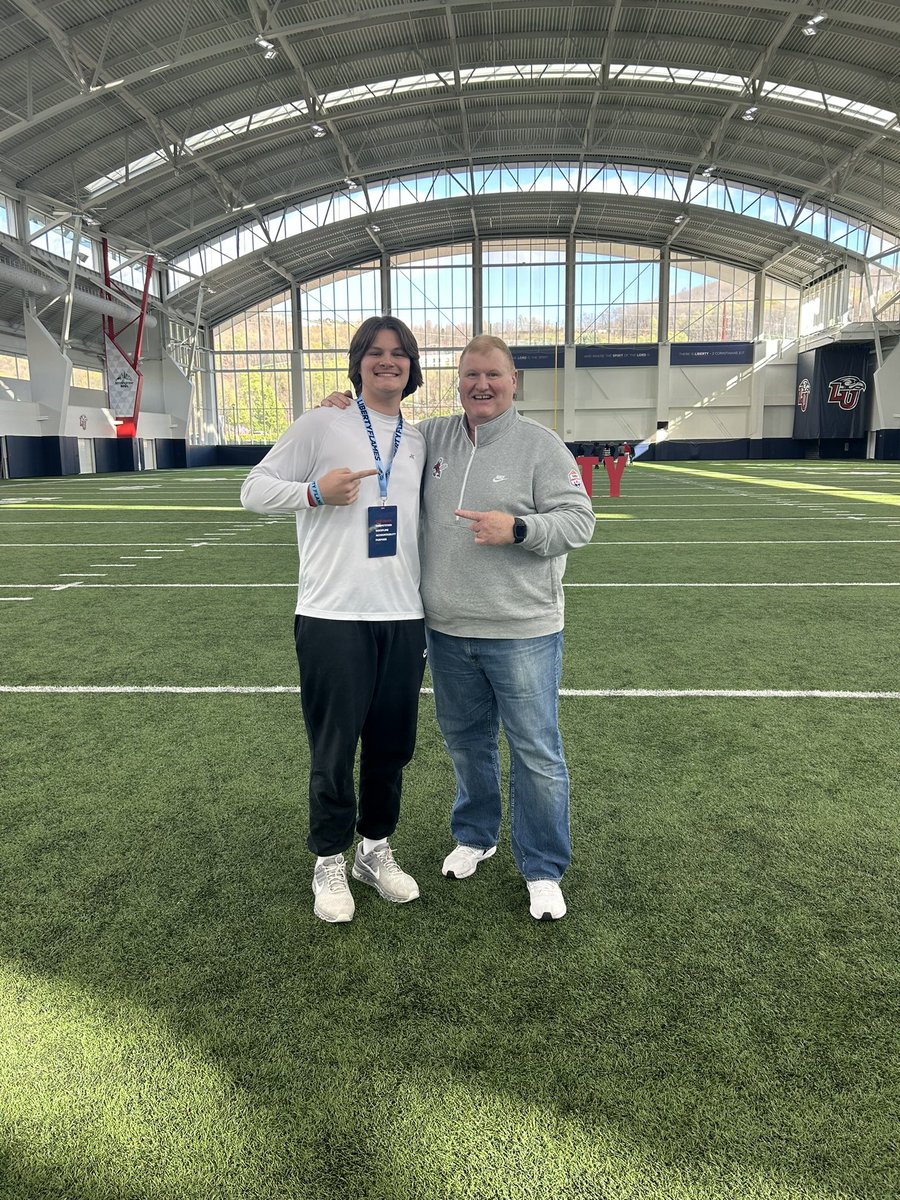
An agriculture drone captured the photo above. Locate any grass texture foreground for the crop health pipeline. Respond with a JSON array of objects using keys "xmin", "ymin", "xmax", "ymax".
[{"xmin": 0, "ymin": 460, "xmax": 898, "ymax": 1200}]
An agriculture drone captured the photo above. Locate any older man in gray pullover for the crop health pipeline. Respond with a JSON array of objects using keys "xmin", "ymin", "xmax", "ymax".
[
  {"xmin": 328, "ymin": 334, "xmax": 594, "ymax": 919},
  {"xmin": 418, "ymin": 335, "xmax": 594, "ymax": 920}
]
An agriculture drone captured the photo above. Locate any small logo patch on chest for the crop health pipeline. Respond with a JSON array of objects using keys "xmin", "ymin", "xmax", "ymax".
[{"xmin": 432, "ymin": 457, "xmax": 448, "ymax": 478}]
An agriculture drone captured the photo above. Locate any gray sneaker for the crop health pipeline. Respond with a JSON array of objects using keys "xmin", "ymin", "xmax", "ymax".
[
  {"xmin": 352, "ymin": 842, "xmax": 420, "ymax": 903},
  {"xmin": 312, "ymin": 854, "xmax": 355, "ymax": 923}
]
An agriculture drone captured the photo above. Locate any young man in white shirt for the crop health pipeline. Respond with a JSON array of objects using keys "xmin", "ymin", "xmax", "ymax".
[
  {"xmin": 323, "ymin": 336, "xmax": 595, "ymax": 921},
  {"xmin": 241, "ymin": 317, "xmax": 427, "ymax": 923}
]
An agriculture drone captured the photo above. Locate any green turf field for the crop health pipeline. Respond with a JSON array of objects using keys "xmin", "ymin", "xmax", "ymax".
[{"xmin": 1, "ymin": 460, "xmax": 898, "ymax": 1200}]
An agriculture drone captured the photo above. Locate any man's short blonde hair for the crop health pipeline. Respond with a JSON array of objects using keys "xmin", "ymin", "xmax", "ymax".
[{"xmin": 459, "ymin": 335, "xmax": 516, "ymax": 372}]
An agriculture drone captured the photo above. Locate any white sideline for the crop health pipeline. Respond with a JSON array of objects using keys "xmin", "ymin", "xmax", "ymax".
[
  {"xmin": 3, "ymin": 538, "xmax": 900, "ymax": 547},
  {"xmin": 1, "ymin": 581, "xmax": 899, "ymax": 590},
  {"xmin": 0, "ymin": 685, "xmax": 897, "ymax": 700},
  {"xmin": 580, "ymin": 539, "xmax": 900, "ymax": 546},
  {"xmin": 565, "ymin": 581, "xmax": 900, "ymax": 588}
]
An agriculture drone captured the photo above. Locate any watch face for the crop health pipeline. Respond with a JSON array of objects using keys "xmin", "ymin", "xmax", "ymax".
[{"xmin": 514, "ymin": 519, "xmax": 526, "ymax": 542}]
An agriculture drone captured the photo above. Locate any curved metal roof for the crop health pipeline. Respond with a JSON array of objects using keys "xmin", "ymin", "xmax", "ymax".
[{"xmin": 2, "ymin": 0, "xmax": 900, "ymax": 336}]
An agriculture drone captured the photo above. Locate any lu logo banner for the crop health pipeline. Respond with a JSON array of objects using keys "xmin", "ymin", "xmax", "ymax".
[{"xmin": 793, "ymin": 343, "xmax": 872, "ymax": 439}]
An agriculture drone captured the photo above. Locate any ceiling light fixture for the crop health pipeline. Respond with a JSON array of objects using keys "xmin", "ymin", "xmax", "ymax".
[
  {"xmin": 344, "ymin": 177, "xmax": 357, "ymax": 187},
  {"xmin": 701, "ymin": 165, "xmax": 716, "ymax": 178},
  {"xmin": 311, "ymin": 124, "xmax": 327, "ymax": 137},
  {"xmin": 674, "ymin": 214, "xmax": 685, "ymax": 224},
  {"xmin": 801, "ymin": 11, "xmax": 827, "ymax": 35},
  {"xmin": 254, "ymin": 35, "xmax": 277, "ymax": 59},
  {"xmin": 742, "ymin": 106, "xmax": 758, "ymax": 121},
  {"xmin": 369, "ymin": 224, "xmax": 381, "ymax": 233}
]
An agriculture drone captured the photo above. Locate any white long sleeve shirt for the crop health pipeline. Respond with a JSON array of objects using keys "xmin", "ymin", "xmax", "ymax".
[{"xmin": 240, "ymin": 404, "xmax": 426, "ymax": 620}]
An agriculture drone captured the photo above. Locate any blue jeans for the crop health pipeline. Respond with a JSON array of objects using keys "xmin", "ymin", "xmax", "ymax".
[{"xmin": 426, "ymin": 629, "xmax": 571, "ymax": 882}]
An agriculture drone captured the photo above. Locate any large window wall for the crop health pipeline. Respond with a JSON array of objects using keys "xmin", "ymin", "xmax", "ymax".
[
  {"xmin": 575, "ymin": 243, "xmax": 660, "ymax": 343},
  {"xmin": 300, "ymin": 262, "xmax": 382, "ymax": 409},
  {"xmin": 763, "ymin": 278, "xmax": 802, "ymax": 341},
  {"xmin": 391, "ymin": 245, "xmax": 472, "ymax": 418},
  {"xmin": 669, "ymin": 256, "xmax": 755, "ymax": 341},
  {"xmin": 483, "ymin": 240, "xmax": 565, "ymax": 345},
  {"xmin": 213, "ymin": 293, "xmax": 292, "ymax": 443},
  {"xmin": 168, "ymin": 159, "xmax": 898, "ymax": 293},
  {"xmin": 869, "ymin": 250, "xmax": 900, "ymax": 322},
  {"xmin": 208, "ymin": 238, "xmax": 807, "ymax": 443},
  {"xmin": 296, "ymin": 250, "xmax": 474, "ymax": 425}
]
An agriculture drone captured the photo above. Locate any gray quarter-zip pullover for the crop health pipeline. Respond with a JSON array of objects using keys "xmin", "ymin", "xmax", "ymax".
[{"xmin": 418, "ymin": 405, "xmax": 595, "ymax": 638}]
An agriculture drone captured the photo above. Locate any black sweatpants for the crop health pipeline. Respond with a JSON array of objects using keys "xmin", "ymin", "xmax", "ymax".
[{"xmin": 294, "ymin": 615, "xmax": 427, "ymax": 856}]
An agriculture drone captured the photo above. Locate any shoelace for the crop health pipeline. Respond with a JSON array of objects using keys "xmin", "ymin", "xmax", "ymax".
[
  {"xmin": 371, "ymin": 846, "xmax": 404, "ymax": 876},
  {"xmin": 457, "ymin": 846, "xmax": 483, "ymax": 862},
  {"xmin": 321, "ymin": 859, "xmax": 348, "ymax": 893},
  {"xmin": 529, "ymin": 881, "xmax": 557, "ymax": 899}
]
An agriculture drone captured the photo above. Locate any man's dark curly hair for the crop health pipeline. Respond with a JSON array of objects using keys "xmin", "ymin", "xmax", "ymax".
[{"xmin": 347, "ymin": 316, "xmax": 423, "ymax": 400}]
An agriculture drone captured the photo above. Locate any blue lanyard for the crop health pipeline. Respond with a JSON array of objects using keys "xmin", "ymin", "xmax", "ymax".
[{"xmin": 356, "ymin": 397, "xmax": 403, "ymax": 506}]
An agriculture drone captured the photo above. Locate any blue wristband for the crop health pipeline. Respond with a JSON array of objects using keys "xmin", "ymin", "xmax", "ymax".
[{"xmin": 310, "ymin": 480, "xmax": 324, "ymax": 507}]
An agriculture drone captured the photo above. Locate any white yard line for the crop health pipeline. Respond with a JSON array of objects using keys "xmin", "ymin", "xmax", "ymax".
[
  {"xmin": 600, "ymin": 502, "xmax": 794, "ymax": 508},
  {"xmin": 3, "ymin": 537, "xmax": 894, "ymax": 547},
  {"xmin": 0, "ymin": 542, "xmax": 254, "ymax": 547},
  {"xmin": 0, "ymin": 582, "xmax": 293, "ymax": 588},
  {"xmin": 0, "ymin": 685, "xmax": 896, "ymax": 700},
  {"xmin": 592, "ymin": 516, "xmax": 900, "ymax": 523},
  {"xmin": 2, "ymin": 581, "xmax": 898, "ymax": 590},
  {"xmin": 584, "ymin": 539, "xmax": 900, "ymax": 546},
  {"xmin": 565, "ymin": 581, "xmax": 900, "ymax": 588},
  {"xmin": 0, "ymin": 521, "xmax": 264, "ymax": 526}
]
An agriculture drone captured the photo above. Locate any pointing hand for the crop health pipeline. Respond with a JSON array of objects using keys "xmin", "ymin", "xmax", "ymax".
[
  {"xmin": 318, "ymin": 467, "xmax": 379, "ymax": 505},
  {"xmin": 454, "ymin": 508, "xmax": 517, "ymax": 546}
]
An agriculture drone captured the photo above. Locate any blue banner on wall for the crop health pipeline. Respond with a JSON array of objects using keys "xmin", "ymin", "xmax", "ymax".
[
  {"xmin": 575, "ymin": 345, "xmax": 659, "ymax": 367},
  {"xmin": 510, "ymin": 346, "xmax": 564, "ymax": 369},
  {"xmin": 793, "ymin": 343, "xmax": 872, "ymax": 439},
  {"xmin": 670, "ymin": 342, "xmax": 754, "ymax": 366}
]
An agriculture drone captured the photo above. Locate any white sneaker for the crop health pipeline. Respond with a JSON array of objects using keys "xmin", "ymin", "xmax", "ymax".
[
  {"xmin": 442, "ymin": 843, "xmax": 497, "ymax": 880},
  {"xmin": 312, "ymin": 854, "xmax": 355, "ymax": 923},
  {"xmin": 352, "ymin": 842, "xmax": 420, "ymax": 903},
  {"xmin": 527, "ymin": 880, "xmax": 566, "ymax": 921}
]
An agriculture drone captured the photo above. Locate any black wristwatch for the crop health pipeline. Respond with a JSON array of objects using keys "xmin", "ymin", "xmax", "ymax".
[{"xmin": 512, "ymin": 518, "xmax": 528, "ymax": 544}]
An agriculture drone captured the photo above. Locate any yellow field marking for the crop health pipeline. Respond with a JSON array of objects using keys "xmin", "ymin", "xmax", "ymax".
[{"xmin": 634, "ymin": 462, "xmax": 900, "ymax": 507}]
